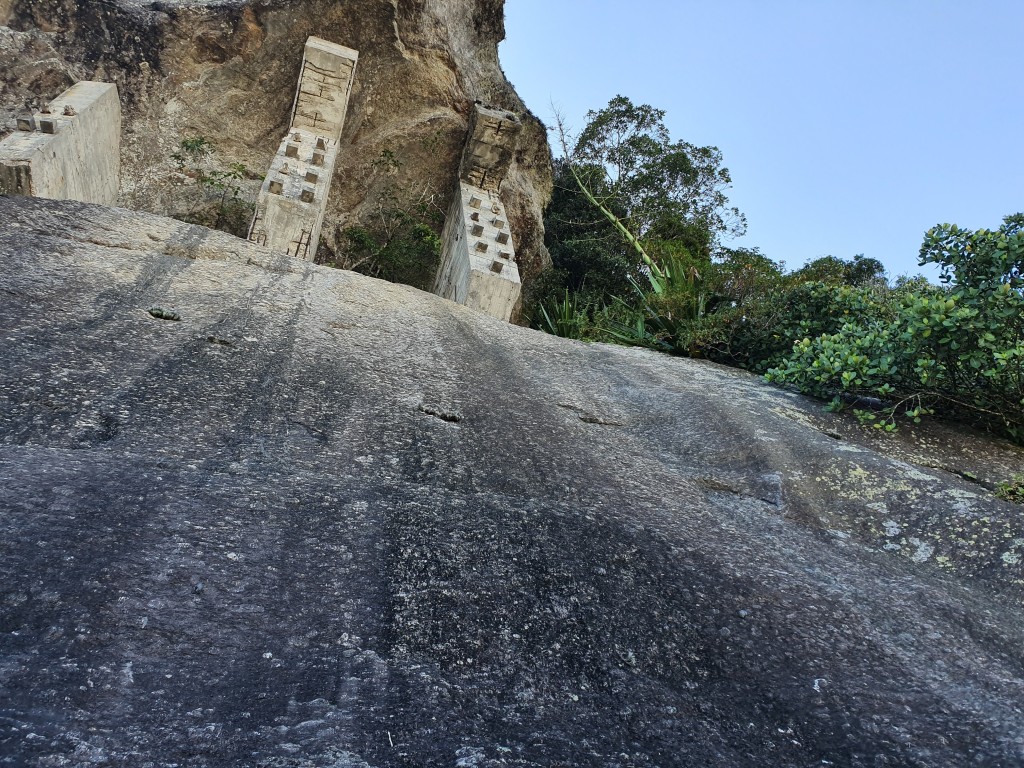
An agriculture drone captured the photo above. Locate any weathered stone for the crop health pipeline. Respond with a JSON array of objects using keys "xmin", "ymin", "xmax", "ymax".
[{"xmin": 2, "ymin": 197, "xmax": 1024, "ymax": 766}]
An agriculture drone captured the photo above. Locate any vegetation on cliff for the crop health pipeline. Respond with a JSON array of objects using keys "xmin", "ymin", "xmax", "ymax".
[
  {"xmin": 168, "ymin": 136, "xmax": 257, "ymax": 238},
  {"xmin": 530, "ymin": 96, "xmax": 1024, "ymax": 445}
]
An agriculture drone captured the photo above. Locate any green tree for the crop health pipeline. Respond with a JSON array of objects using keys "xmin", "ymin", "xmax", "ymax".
[
  {"xmin": 170, "ymin": 136, "xmax": 256, "ymax": 237},
  {"xmin": 793, "ymin": 254, "xmax": 887, "ymax": 287},
  {"xmin": 527, "ymin": 97, "xmax": 745, "ymax": 328},
  {"xmin": 537, "ymin": 159, "xmax": 640, "ymax": 304},
  {"xmin": 573, "ymin": 95, "xmax": 746, "ymax": 255}
]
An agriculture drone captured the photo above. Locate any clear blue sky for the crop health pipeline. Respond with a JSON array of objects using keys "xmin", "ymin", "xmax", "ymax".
[{"xmin": 500, "ymin": 1, "xmax": 1024, "ymax": 279}]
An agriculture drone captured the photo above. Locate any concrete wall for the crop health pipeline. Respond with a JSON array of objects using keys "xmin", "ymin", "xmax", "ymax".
[
  {"xmin": 249, "ymin": 129, "xmax": 341, "ymax": 258},
  {"xmin": 432, "ymin": 104, "xmax": 523, "ymax": 322},
  {"xmin": 250, "ymin": 37, "xmax": 357, "ymax": 260},
  {"xmin": 0, "ymin": 82, "xmax": 120, "ymax": 205},
  {"xmin": 290, "ymin": 37, "xmax": 358, "ymax": 142},
  {"xmin": 433, "ymin": 180, "xmax": 521, "ymax": 321},
  {"xmin": 459, "ymin": 104, "xmax": 522, "ymax": 193}
]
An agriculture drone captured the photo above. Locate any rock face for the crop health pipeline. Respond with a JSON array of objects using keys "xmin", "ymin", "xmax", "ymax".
[
  {"xmin": 2, "ymin": 198, "xmax": 1024, "ymax": 766},
  {"xmin": 0, "ymin": 0, "xmax": 553, "ymax": 293}
]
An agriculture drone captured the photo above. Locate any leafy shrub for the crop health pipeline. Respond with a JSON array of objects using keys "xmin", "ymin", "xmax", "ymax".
[
  {"xmin": 318, "ymin": 151, "xmax": 444, "ymax": 290},
  {"xmin": 996, "ymin": 476, "xmax": 1024, "ymax": 504},
  {"xmin": 537, "ymin": 290, "xmax": 592, "ymax": 340},
  {"xmin": 767, "ymin": 215, "xmax": 1024, "ymax": 442},
  {"xmin": 332, "ymin": 202, "xmax": 442, "ymax": 290}
]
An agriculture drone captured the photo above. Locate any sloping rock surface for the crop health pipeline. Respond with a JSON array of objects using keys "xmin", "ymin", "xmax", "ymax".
[{"xmin": 1, "ymin": 197, "xmax": 1024, "ymax": 767}]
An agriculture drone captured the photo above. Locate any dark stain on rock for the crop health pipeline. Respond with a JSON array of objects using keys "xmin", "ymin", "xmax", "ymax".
[
  {"xmin": 148, "ymin": 306, "xmax": 181, "ymax": 321},
  {"xmin": 418, "ymin": 403, "xmax": 462, "ymax": 424}
]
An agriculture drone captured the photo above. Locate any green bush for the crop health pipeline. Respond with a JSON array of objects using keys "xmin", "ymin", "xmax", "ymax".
[
  {"xmin": 537, "ymin": 290, "xmax": 592, "ymax": 340},
  {"xmin": 720, "ymin": 280, "xmax": 898, "ymax": 370},
  {"xmin": 317, "ymin": 151, "xmax": 444, "ymax": 290},
  {"xmin": 996, "ymin": 476, "xmax": 1024, "ymax": 504},
  {"xmin": 767, "ymin": 215, "xmax": 1024, "ymax": 442}
]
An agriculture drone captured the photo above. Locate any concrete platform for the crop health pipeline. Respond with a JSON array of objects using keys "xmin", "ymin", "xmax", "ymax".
[
  {"xmin": 0, "ymin": 81, "xmax": 120, "ymax": 205},
  {"xmin": 249, "ymin": 37, "xmax": 357, "ymax": 261}
]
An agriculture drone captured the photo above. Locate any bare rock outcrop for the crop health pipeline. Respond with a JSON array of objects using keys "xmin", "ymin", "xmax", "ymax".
[
  {"xmin": 2, "ymin": 198, "xmax": 1024, "ymax": 766},
  {"xmin": 0, "ymin": 0, "xmax": 552, "ymax": 292}
]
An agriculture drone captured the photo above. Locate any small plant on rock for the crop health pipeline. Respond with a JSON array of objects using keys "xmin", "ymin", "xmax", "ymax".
[
  {"xmin": 996, "ymin": 476, "xmax": 1024, "ymax": 504},
  {"xmin": 170, "ymin": 136, "xmax": 256, "ymax": 238}
]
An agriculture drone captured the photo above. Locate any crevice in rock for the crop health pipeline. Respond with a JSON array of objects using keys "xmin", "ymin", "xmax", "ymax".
[
  {"xmin": 557, "ymin": 402, "xmax": 624, "ymax": 426},
  {"xmin": 417, "ymin": 403, "xmax": 461, "ymax": 423}
]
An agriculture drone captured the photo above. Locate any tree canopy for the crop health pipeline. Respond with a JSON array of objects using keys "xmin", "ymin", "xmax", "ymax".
[{"xmin": 571, "ymin": 95, "xmax": 746, "ymax": 256}]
